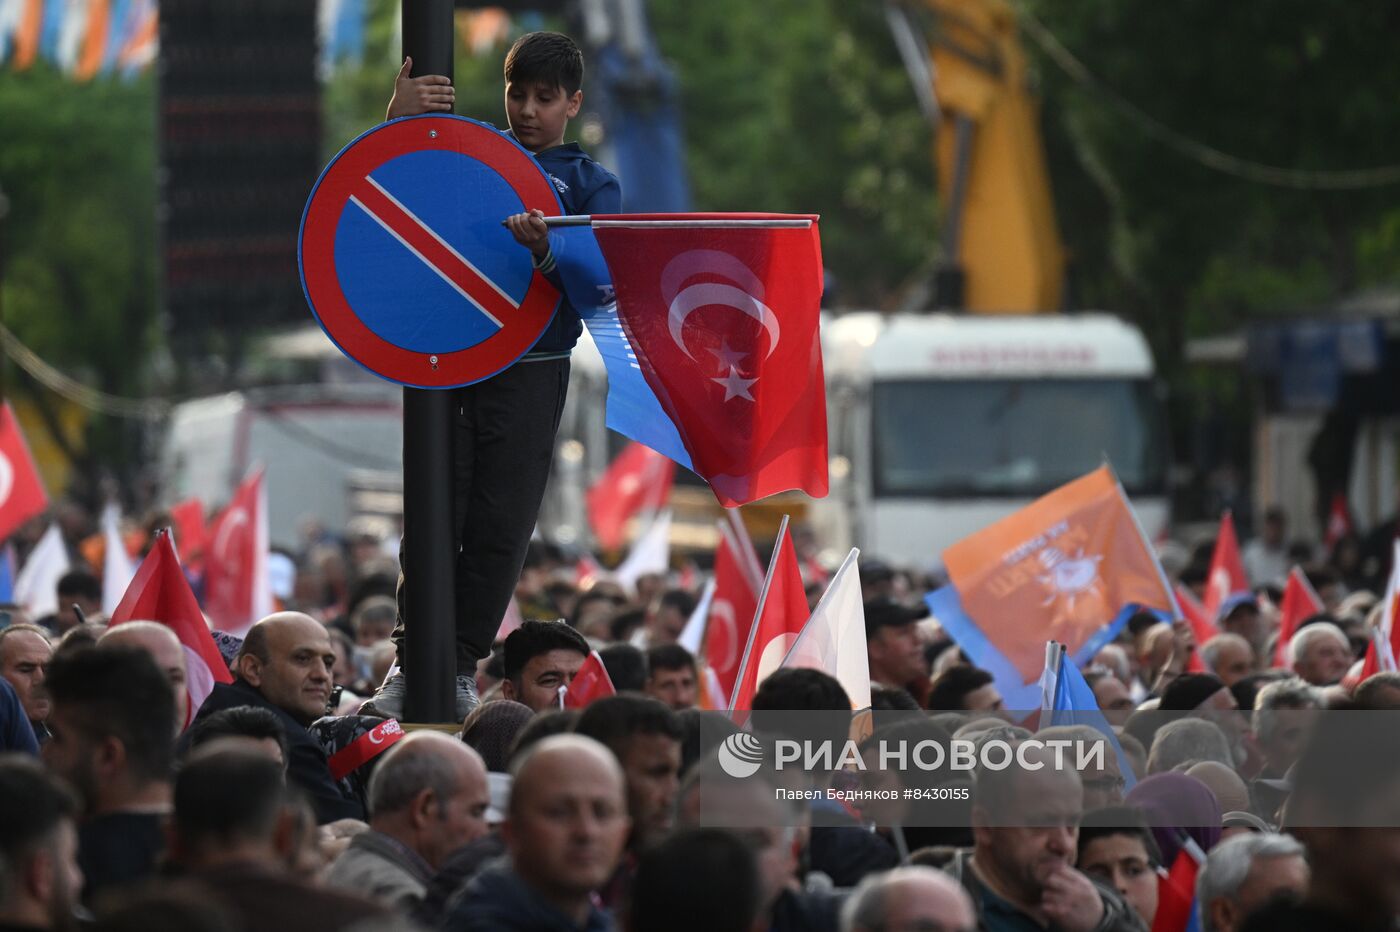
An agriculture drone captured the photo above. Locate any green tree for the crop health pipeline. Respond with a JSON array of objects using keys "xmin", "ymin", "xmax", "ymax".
[
  {"xmin": 0, "ymin": 63, "xmax": 158, "ymax": 490},
  {"xmin": 1021, "ymin": 0, "xmax": 1400, "ymax": 364},
  {"xmin": 649, "ymin": 0, "xmax": 937, "ymax": 305}
]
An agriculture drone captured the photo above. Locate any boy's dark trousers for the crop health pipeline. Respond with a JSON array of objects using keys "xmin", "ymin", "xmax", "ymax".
[{"xmin": 392, "ymin": 357, "xmax": 570, "ymax": 674}]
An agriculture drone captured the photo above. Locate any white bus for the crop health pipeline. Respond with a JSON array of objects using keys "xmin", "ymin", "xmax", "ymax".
[{"xmin": 811, "ymin": 312, "xmax": 1170, "ymax": 566}]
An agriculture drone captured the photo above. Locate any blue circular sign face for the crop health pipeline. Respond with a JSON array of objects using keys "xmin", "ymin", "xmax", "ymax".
[{"xmin": 299, "ymin": 115, "xmax": 564, "ymax": 388}]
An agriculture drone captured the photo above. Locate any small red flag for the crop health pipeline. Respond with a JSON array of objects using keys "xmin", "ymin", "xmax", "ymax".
[
  {"xmin": 0, "ymin": 402, "xmax": 49, "ymax": 542},
  {"xmin": 1324, "ymin": 492, "xmax": 1353, "ymax": 553},
  {"xmin": 1150, "ymin": 847, "xmax": 1201, "ymax": 932},
  {"xmin": 169, "ymin": 498, "xmax": 207, "ymax": 567},
  {"xmin": 204, "ymin": 469, "xmax": 272, "ymax": 635},
  {"xmin": 587, "ymin": 442, "xmax": 675, "ymax": 552},
  {"xmin": 728, "ymin": 520, "xmax": 810, "ymax": 713},
  {"xmin": 110, "ymin": 530, "xmax": 234, "ymax": 728},
  {"xmin": 1273, "ymin": 566, "xmax": 1326, "ymax": 668},
  {"xmin": 1203, "ymin": 512, "xmax": 1252, "ymax": 623},
  {"xmin": 1174, "ymin": 583, "xmax": 1213, "ymax": 673},
  {"xmin": 563, "ymin": 650, "xmax": 617, "ymax": 709},
  {"xmin": 705, "ymin": 520, "xmax": 760, "ymax": 704}
]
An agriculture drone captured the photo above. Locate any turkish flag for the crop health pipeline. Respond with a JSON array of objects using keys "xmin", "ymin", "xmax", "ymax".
[
  {"xmin": 563, "ymin": 650, "xmax": 617, "ymax": 709},
  {"xmin": 1150, "ymin": 848, "xmax": 1201, "ymax": 932},
  {"xmin": 576, "ymin": 553, "xmax": 603, "ymax": 588},
  {"xmin": 109, "ymin": 530, "xmax": 234, "ymax": 728},
  {"xmin": 595, "ymin": 215, "xmax": 829, "ymax": 507},
  {"xmin": 1325, "ymin": 492, "xmax": 1353, "ymax": 553},
  {"xmin": 728, "ymin": 521, "xmax": 811, "ymax": 713},
  {"xmin": 1202, "ymin": 511, "xmax": 1252, "ymax": 623},
  {"xmin": 203, "ymin": 469, "xmax": 273, "ymax": 636},
  {"xmin": 1173, "ymin": 583, "xmax": 1213, "ymax": 673},
  {"xmin": 1273, "ymin": 566, "xmax": 1326, "ymax": 668},
  {"xmin": 0, "ymin": 402, "xmax": 49, "ymax": 542},
  {"xmin": 587, "ymin": 441, "xmax": 675, "ymax": 551},
  {"xmin": 169, "ymin": 498, "xmax": 207, "ymax": 567},
  {"xmin": 705, "ymin": 520, "xmax": 760, "ymax": 705}
]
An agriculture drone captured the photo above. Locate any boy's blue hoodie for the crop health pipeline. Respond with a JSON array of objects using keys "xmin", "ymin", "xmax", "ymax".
[{"xmin": 523, "ymin": 140, "xmax": 621, "ymax": 359}]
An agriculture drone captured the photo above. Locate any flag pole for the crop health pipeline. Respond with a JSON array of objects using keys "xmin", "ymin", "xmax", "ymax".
[
  {"xmin": 400, "ymin": 0, "xmax": 459, "ymax": 724},
  {"xmin": 1039, "ymin": 641, "xmax": 1063, "ymax": 716},
  {"xmin": 505, "ymin": 216, "xmax": 816, "ymax": 229},
  {"xmin": 726, "ymin": 508, "xmax": 766, "ymax": 593},
  {"xmin": 728, "ymin": 514, "xmax": 790, "ymax": 713}
]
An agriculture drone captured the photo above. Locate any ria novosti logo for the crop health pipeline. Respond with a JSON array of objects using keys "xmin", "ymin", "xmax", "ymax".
[
  {"xmin": 716, "ymin": 733, "xmax": 1107, "ymax": 777},
  {"xmin": 717, "ymin": 733, "xmax": 765, "ymax": 778}
]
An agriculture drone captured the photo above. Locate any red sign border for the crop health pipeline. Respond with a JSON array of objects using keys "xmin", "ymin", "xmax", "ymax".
[{"xmin": 299, "ymin": 115, "xmax": 562, "ymax": 388}]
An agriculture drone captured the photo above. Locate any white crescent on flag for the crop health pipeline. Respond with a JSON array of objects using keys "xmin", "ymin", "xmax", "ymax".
[
  {"xmin": 661, "ymin": 250, "xmax": 780, "ymax": 361},
  {"xmin": 0, "ymin": 450, "xmax": 13, "ymax": 508},
  {"xmin": 708, "ymin": 598, "xmax": 739, "ymax": 673}
]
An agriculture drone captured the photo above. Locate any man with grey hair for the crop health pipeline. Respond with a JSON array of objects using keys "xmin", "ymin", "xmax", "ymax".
[
  {"xmin": 324, "ymin": 731, "xmax": 491, "ymax": 909},
  {"xmin": 1146, "ymin": 718, "xmax": 1233, "ymax": 775},
  {"xmin": 1288, "ymin": 622, "xmax": 1351, "ymax": 686},
  {"xmin": 1250, "ymin": 678, "xmax": 1321, "ymax": 780},
  {"xmin": 1038, "ymin": 725, "xmax": 1127, "ymax": 809},
  {"xmin": 1196, "ymin": 832, "xmax": 1308, "ymax": 932},
  {"xmin": 1092, "ymin": 644, "xmax": 1132, "ymax": 688},
  {"xmin": 0, "ymin": 623, "xmax": 52, "ymax": 742},
  {"xmin": 842, "ymin": 866, "xmax": 977, "ymax": 932},
  {"xmin": 1200, "ymin": 634, "xmax": 1255, "ymax": 688}
]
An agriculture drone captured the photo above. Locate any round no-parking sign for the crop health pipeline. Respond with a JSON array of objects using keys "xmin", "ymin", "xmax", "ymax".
[{"xmin": 299, "ymin": 115, "xmax": 564, "ymax": 388}]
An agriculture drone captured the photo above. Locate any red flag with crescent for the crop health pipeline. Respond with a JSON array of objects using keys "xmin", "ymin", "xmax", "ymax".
[
  {"xmin": 587, "ymin": 441, "xmax": 675, "ymax": 551},
  {"xmin": 110, "ymin": 530, "xmax": 234, "ymax": 728},
  {"xmin": 594, "ymin": 215, "xmax": 828, "ymax": 507},
  {"xmin": 1202, "ymin": 512, "xmax": 1252, "ymax": 623},
  {"xmin": 728, "ymin": 520, "xmax": 810, "ymax": 713},
  {"xmin": 705, "ymin": 518, "xmax": 760, "ymax": 706},
  {"xmin": 0, "ymin": 402, "xmax": 49, "ymax": 542},
  {"xmin": 203, "ymin": 468, "xmax": 273, "ymax": 636}
]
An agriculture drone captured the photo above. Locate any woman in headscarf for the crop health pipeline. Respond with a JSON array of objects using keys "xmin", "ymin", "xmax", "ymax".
[{"xmin": 1124, "ymin": 771, "xmax": 1223, "ymax": 866}]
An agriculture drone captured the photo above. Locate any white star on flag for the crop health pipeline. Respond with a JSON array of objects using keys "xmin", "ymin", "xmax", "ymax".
[
  {"xmin": 712, "ymin": 366, "xmax": 756, "ymax": 402},
  {"xmin": 708, "ymin": 341, "xmax": 748, "ymax": 370}
]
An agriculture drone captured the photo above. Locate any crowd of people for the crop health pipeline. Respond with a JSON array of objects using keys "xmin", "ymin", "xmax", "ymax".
[{"xmin": 0, "ymin": 499, "xmax": 1398, "ymax": 932}]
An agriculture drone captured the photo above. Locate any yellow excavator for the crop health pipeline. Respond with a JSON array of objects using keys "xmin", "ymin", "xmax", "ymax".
[
  {"xmin": 809, "ymin": 1, "xmax": 1169, "ymax": 563},
  {"xmin": 885, "ymin": 0, "xmax": 1065, "ymax": 313}
]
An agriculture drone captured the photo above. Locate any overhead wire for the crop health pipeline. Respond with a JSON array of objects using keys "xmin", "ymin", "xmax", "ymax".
[
  {"xmin": 1017, "ymin": 9, "xmax": 1400, "ymax": 190},
  {"xmin": 0, "ymin": 321, "xmax": 170, "ymax": 420}
]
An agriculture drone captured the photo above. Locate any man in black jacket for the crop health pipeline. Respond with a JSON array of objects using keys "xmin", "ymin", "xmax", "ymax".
[
  {"xmin": 188, "ymin": 612, "xmax": 363, "ymax": 822},
  {"xmin": 43, "ymin": 645, "xmax": 174, "ymax": 907}
]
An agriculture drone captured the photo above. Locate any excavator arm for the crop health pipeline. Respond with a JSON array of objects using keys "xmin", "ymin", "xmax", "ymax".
[{"xmin": 887, "ymin": 0, "xmax": 1064, "ymax": 313}]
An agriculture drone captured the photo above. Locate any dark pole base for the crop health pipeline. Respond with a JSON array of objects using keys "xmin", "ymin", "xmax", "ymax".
[{"xmin": 400, "ymin": 0, "xmax": 458, "ymax": 724}]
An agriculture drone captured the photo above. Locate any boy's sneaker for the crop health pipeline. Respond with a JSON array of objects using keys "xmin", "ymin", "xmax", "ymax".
[
  {"xmin": 455, "ymin": 674, "xmax": 479, "ymax": 721},
  {"xmin": 360, "ymin": 670, "xmax": 406, "ymax": 720}
]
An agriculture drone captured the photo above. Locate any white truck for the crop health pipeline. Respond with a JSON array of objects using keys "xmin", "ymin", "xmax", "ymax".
[
  {"xmin": 810, "ymin": 311, "xmax": 1170, "ymax": 566},
  {"xmin": 157, "ymin": 382, "xmax": 403, "ymax": 546}
]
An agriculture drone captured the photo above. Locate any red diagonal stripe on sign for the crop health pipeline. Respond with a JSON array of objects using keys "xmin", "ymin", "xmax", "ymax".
[{"xmin": 350, "ymin": 175, "xmax": 517, "ymax": 329}]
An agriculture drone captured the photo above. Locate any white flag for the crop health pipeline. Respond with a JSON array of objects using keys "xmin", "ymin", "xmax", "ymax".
[
  {"xmin": 614, "ymin": 510, "xmax": 671, "ymax": 595},
  {"xmin": 15, "ymin": 524, "xmax": 70, "ymax": 620},
  {"xmin": 100, "ymin": 503, "xmax": 137, "ymax": 615},
  {"xmin": 780, "ymin": 548, "xmax": 870, "ymax": 709},
  {"xmin": 678, "ymin": 576, "xmax": 717, "ymax": 656}
]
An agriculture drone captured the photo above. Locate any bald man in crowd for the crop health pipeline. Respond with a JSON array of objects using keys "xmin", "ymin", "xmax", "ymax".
[
  {"xmin": 188, "ymin": 612, "xmax": 362, "ymax": 822},
  {"xmin": 842, "ymin": 866, "xmax": 977, "ymax": 932},
  {"xmin": 101, "ymin": 621, "xmax": 190, "ymax": 729},
  {"xmin": 442, "ymin": 734, "xmax": 631, "ymax": 931}
]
